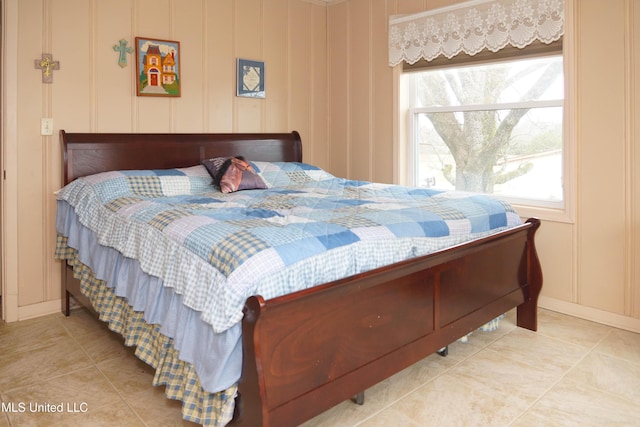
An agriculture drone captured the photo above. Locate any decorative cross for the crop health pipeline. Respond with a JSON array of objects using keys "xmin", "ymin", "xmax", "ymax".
[
  {"xmin": 34, "ymin": 53, "xmax": 60, "ymax": 83},
  {"xmin": 113, "ymin": 39, "xmax": 133, "ymax": 68}
]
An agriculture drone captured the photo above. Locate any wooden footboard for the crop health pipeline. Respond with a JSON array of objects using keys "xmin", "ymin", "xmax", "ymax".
[{"xmin": 232, "ymin": 218, "xmax": 542, "ymax": 427}]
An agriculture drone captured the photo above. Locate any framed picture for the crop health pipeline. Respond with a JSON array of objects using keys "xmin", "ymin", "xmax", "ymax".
[
  {"xmin": 135, "ymin": 37, "xmax": 180, "ymax": 97},
  {"xmin": 237, "ymin": 58, "xmax": 265, "ymax": 98}
]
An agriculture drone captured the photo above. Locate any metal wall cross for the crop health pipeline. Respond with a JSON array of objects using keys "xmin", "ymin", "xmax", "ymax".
[
  {"xmin": 34, "ymin": 54, "xmax": 60, "ymax": 83},
  {"xmin": 113, "ymin": 39, "xmax": 133, "ymax": 68}
]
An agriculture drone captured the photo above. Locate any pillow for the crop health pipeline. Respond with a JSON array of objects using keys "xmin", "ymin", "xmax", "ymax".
[
  {"xmin": 82, "ymin": 166, "xmax": 214, "ymax": 200},
  {"xmin": 202, "ymin": 156, "xmax": 267, "ymax": 193},
  {"xmin": 252, "ymin": 161, "xmax": 335, "ymax": 187}
]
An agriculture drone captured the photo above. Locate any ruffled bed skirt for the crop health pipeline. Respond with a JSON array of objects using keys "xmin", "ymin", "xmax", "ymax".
[
  {"xmin": 55, "ymin": 235, "xmax": 236, "ymax": 426},
  {"xmin": 55, "ymin": 234, "xmax": 506, "ymax": 425}
]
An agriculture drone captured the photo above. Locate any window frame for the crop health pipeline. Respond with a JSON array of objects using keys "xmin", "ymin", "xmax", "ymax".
[{"xmin": 396, "ymin": 46, "xmax": 576, "ymax": 224}]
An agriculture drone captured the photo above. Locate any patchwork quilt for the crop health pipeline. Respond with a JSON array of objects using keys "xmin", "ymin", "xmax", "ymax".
[{"xmin": 57, "ymin": 161, "xmax": 522, "ymax": 333}]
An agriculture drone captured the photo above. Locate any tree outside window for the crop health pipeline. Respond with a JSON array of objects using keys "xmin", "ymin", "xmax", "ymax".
[{"xmin": 406, "ymin": 55, "xmax": 564, "ymax": 207}]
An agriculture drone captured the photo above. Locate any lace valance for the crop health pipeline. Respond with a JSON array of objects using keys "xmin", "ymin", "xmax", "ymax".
[{"xmin": 389, "ymin": 0, "xmax": 564, "ymax": 66}]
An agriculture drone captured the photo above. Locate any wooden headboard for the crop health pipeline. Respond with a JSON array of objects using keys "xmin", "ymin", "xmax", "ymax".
[{"xmin": 60, "ymin": 130, "xmax": 303, "ymax": 185}]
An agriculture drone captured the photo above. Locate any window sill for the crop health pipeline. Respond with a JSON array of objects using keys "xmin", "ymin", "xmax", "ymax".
[{"xmin": 512, "ymin": 203, "xmax": 574, "ymax": 224}]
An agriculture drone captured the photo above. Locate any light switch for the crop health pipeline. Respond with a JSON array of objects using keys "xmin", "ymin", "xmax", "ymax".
[{"xmin": 41, "ymin": 118, "xmax": 54, "ymax": 136}]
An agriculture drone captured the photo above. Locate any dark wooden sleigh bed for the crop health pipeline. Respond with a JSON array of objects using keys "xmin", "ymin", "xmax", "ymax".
[{"xmin": 58, "ymin": 130, "xmax": 542, "ymax": 427}]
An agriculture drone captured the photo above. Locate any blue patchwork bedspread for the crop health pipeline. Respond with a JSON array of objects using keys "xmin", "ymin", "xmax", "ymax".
[{"xmin": 57, "ymin": 161, "xmax": 521, "ymax": 333}]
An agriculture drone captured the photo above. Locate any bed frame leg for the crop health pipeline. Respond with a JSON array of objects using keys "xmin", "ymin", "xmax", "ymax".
[
  {"xmin": 352, "ymin": 392, "xmax": 365, "ymax": 405},
  {"xmin": 437, "ymin": 346, "xmax": 448, "ymax": 357},
  {"xmin": 517, "ymin": 218, "xmax": 543, "ymax": 332},
  {"xmin": 61, "ymin": 261, "xmax": 71, "ymax": 317},
  {"xmin": 63, "ymin": 291, "xmax": 71, "ymax": 317}
]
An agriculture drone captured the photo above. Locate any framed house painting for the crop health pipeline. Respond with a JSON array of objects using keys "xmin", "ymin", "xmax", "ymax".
[
  {"xmin": 135, "ymin": 37, "xmax": 180, "ymax": 97},
  {"xmin": 237, "ymin": 58, "xmax": 265, "ymax": 98}
]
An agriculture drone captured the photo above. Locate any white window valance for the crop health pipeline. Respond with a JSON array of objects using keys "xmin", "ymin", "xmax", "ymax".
[{"xmin": 389, "ymin": 0, "xmax": 564, "ymax": 66}]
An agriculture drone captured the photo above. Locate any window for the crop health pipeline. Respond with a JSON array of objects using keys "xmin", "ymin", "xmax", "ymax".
[{"xmin": 405, "ymin": 55, "xmax": 564, "ymax": 209}]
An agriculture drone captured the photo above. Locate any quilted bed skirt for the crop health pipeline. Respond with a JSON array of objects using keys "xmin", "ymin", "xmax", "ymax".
[{"xmin": 55, "ymin": 236, "xmax": 236, "ymax": 427}]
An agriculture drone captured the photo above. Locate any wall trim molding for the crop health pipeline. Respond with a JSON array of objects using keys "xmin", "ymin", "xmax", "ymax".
[
  {"xmin": 540, "ymin": 295, "xmax": 640, "ymax": 333},
  {"xmin": 1, "ymin": 0, "xmax": 20, "ymax": 322},
  {"xmin": 17, "ymin": 299, "xmax": 61, "ymax": 321}
]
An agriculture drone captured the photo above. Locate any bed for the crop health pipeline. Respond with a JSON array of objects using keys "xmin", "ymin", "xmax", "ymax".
[{"xmin": 55, "ymin": 130, "xmax": 542, "ymax": 427}]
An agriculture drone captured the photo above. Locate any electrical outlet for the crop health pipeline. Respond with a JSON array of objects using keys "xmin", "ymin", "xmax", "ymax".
[{"xmin": 41, "ymin": 118, "xmax": 54, "ymax": 136}]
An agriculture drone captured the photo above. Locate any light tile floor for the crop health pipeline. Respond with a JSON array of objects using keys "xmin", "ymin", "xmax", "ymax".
[{"xmin": 1, "ymin": 308, "xmax": 639, "ymax": 426}]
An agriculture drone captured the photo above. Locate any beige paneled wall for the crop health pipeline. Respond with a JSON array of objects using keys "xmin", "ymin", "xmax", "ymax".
[
  {"xmin": 326, "ymin": 0, "xmax": 640, "ymax": 332},
  {"xmin": 327, "ymin": 1, "xmax": 349, "ymax": 179},
  {"xmin": 555, "ymin": 0, "xmax": 638, "ymax": 329},
  {"xmin": 95, "ymin": 1, "xmax": 137, "ymax": 131},
  {"xmin": 576, "ymin": 0, "xmax": 627, "ymax": 314},
  {"xmin": 634, "ymin": 1, "xmax": 640, "ymax": 319},
  {"xmin": 3, "ymin": 0, "xmax": 327, "ymax": 320},
  {"xmin": 325, "ymin": 0, "xmax": 465, "ymax": 185},
  {"xmin": 4, "ymin": 0, "xmax": 640, "ymax": 332}
]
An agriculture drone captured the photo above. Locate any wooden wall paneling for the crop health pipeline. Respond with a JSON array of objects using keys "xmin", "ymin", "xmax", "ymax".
[
  {"xmin": 50, "ymin": 0, "xmax": 92, "ymax": 128},
  {"xmin": 46, "ymin": 0, "xmax": 92, "ymax": 304},
  {"xmin": 94, "ymin": 0, "xmax": 134, "ymax": 132},
  {"xmin": 3, "ymin": 0, "xmax": 20, "ymax": 321},
  {"xmin": 174, "ymin": 0, "xmax": 206, "ymax": 131},
  {"xmin": 371, "ymin": 0, "xmax": 394, "ymax": 184},
  {"xmin": 425, "ymin": 0, "xmax": 463, "ymax": 10},
  {"xmin": 17, "ymin": 0, "xmax": 46, "ymax": 306},
  {"xmin": 633, "ymin": 0, "xmax": 640, "ymax": 319},
  {"xmin": 396, "ymin": 0, "xmax": 426, "ymax": 15},
  {"xmin": 537, "ymin": 221, "xmax": 575, "ymax": 302},
  {"xmin": 577, "ymin": 1, "xmax": 627, "ymax": 313},
  {"xmin": 18, "ymin": 0, "xmax": 640, "ymax": 328},
  {"xmin": 349, "ymin": 0, "xmax": 372, "ymax": 181},
  {"xmin": 310, "ymin": 4, "xmax": 328, "ymax": 170},
  {"xmin": 327, "ymin": 2, "xmax": 349, "ymax": 178},
  {"xmin": 289, "ymin": 0, "xmax": 312, "ymax": 156},
  {"xmin": 135, "ymin": 0, "xmax": 173, "ymax": 132},
  {"xmin": 263, "ymin": 0, "xmax": 289, "ymax": 133},
  {"xmin": 234, "ymin": 0, "xmax": 264, "ymax": 132},
  {"xmin": 206, "ymin": 0, "xmax": 234, "ymax": 132}
]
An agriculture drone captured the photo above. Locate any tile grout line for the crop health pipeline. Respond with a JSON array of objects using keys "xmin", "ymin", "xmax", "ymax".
[
  {"xmin": 58, "ymin": 311, "xmax": 150, "ymax": 426},
  {"xmin": 588, "ymin": 328, "xmax": 640, "ymax": 368},
  {"xmin": 507, "ymin": 327, "xmax": 616, "ymax": 426},
  {"xmin": 0, "ymin": 317, "xmax": 96, "ymax": 394},
  {"xmin": 0, "ymin": 314, "xmax": 103, "ymax": 425},
  {"xmin": 0, "ymin": 404, "xmax": 11, "ymax": 427},
  {"xmin": 557, "ymin": 327, "xmax": 640, "ymax": 407},
  {"xmin": 353, "ymin": 323, "xmax": 518, "ymax": 426}
]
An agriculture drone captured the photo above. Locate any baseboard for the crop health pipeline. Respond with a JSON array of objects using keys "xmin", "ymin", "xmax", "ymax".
[
  {"xmin": 2, "ymin": 293, "xmax": 19, "ymax": 322},
  {"xmin": 17, "ymin": 299, "xmax": 62, "ymax": 321},
  {"xmin": 539, "ymin": 296, "xmax": 640, "ymax": 333}
]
